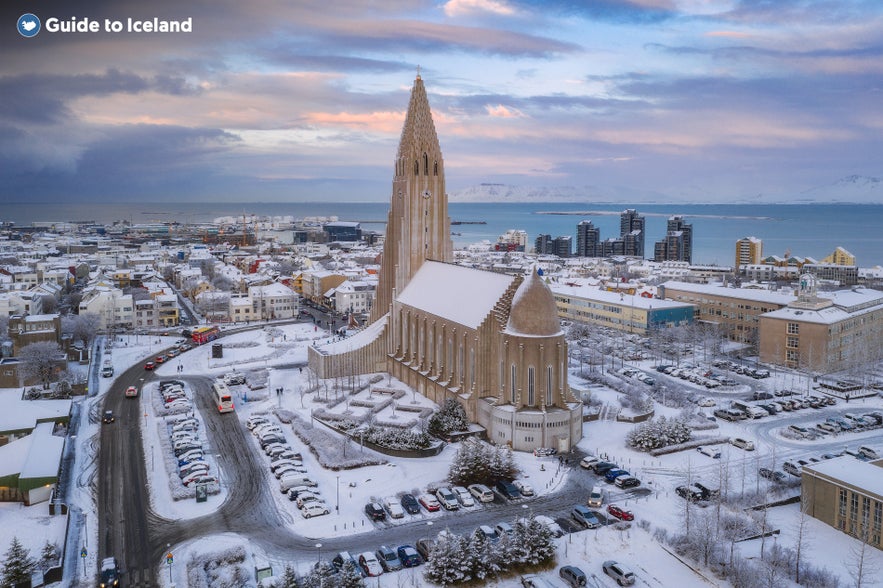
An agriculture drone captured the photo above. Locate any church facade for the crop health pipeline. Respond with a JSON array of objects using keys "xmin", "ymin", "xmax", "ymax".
[{"xmin": 308, "ymin": 75, "xmax": 582, "ymax": 452}]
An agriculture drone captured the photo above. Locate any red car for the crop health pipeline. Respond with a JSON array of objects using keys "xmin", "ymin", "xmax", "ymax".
[
  {"xmin": 144, "ymin": 361, "xmax": 156, "ymax": 371},
  {"xmin": 418, "ymin": 493, "xmax": 441, "ymax": 512},
  {"xmin": 607, "ymin": 504, "xmax": 634, "ymax": 521},
  {"xmin": 155, "ymin": 355, "xmax": 167, "ymax": 364}
]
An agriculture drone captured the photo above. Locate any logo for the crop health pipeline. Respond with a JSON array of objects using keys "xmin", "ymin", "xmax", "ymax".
[{"xmin": 17, "ymin": 13, "xmax": 41, "ymax": 37}]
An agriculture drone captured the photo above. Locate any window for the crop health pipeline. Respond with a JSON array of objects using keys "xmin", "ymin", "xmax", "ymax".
[
  {"xmin": 787, "ymin": 336, "xmax": 799, "ymax": 349},
  {"xmin": 527, "ymin": 367, "xmax": 535, "ymax": 406},
  {"xmin": 547, "ymin": 365, "xmax": 553, "ymax": 405},
  {"xmin": 510, "ymin": 364, "xmax": 516, "ymax": 404},
  {"xmin": 786, "ymin": 349, "xmax": 799, "ymax": 362},
  {"xmin": 787, "ymin": 322, "xmax": 800, "ymax": 334}
]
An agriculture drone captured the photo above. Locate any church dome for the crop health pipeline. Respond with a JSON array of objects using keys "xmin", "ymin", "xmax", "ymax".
[{"xmin": 505, "ymin": 268, "xmax": 562, "ymax": 337}]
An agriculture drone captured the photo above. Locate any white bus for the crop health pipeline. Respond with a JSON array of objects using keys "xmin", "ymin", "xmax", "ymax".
[{"xmin": 212, "ymin": 380, "xmax": 235, "ymax": 413}]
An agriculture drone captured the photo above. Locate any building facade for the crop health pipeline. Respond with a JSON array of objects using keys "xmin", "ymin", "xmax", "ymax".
[
  {"xmin": 802, "ymin": 457, "xmax": 883, "ymax": 550},
  {"xmin": 654, "ymin": 216, "xmax": 693, "ymax": 263},
  {"xmin": 735, "ymin": 236, "xmax": 763, "ymax": 269},
  {"xmin": 552, "ymin": 286, "xmax": 694, "ymax": 335}
]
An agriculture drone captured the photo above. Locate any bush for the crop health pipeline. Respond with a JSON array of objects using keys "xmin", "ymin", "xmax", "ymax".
[
  {"xmin": 428, "ymin": 399, "xmax": 469, "ymax": 437},
  {"xmin": 626, "ymin": 416, "xmax": 692, "ymax": 451}
]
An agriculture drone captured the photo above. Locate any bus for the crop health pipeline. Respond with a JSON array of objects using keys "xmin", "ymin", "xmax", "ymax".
[
  {"xmin": 212, "ymin": 380, "xmax": 235, "ymax": 413},
  {"xmin": 192, "ymin": 326, "xmax": 220, "ymax": 345}
]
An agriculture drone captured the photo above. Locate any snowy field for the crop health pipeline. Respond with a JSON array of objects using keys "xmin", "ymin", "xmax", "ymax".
[{"xmin": 3, "ymin": 321, "xmax": 883, "ymax": 587}]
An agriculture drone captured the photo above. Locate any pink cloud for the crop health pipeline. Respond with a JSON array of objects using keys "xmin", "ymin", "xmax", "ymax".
[
  {"xmin": 443, "ymin": 0, "xmax": 517, "ymax": 17},
  {"xmin": 485, "ymin": 104, "xmax": 526, "ymax": 118}
]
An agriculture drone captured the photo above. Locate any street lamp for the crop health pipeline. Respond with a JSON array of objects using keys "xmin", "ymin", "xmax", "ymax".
[{"xmin": 336, "ymin": 476, "xmax": 340, "ymax": 513}]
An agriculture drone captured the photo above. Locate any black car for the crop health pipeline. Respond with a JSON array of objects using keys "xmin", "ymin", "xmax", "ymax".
[
  {"xmin": 675, "ymin": 485, "xmax": 703, "ymax": 502},
  {"xmin": 365, "ymin": 502, "xmax": 386, "ymax": 521},
  {"xmin": 592, "ymin": 461, "xmax": 618, "ymax": 475},
  {"xmin": 495, "ymin": 480, "xmax": 521, "ymax": 500},
  {"xmin": 693, "ymin": 482, "xmax": 719, "ymax": 500},
  {"xmin": 400, "ymin": 493, "xmax": 421, "ymax": 514},
  {"xmin": 102, "ymin": 410, "xmax": 115, "ymax": 424}
]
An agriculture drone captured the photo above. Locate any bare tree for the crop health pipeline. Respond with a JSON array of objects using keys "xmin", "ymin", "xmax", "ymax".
[
  {"xmin": 18, "ymin": 341, "xmax": 63, "ymax": 389},
  {"xmin": 793, "ymin": 496, "xmax": 812, "ymax": 584},
  {"xmin": 848, "ymin": 522, "xmax": 879, "ymax": 588},
  {"xmin": 62, "ymin": 313, "xmax": 101, "ymax": 349}
]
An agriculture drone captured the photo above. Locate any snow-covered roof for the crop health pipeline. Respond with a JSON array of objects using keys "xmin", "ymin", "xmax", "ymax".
[
  {"xmin": 316, "ymin": 314, "xmax": 388, "ymax": 354},
  {"xmin": 804, "ymin": 456, "xmax": 883, "ymax": 497},
  {"xmin": 0, "ymin": 389, "xmax": 71, "ymax": 434},
  {"xmin": 20, "ymin": 422, "xmax": 64, "ymax": 479},
  {"xmin": 397, "ymin": 261, "xmax": 517, "ymax": 329},
  {"xmin": 662, "ymin": 281, "xmax": 796, "ymax": 305},
  {"xmin": 551, "ymin": 284, "xmax": 692, "ymax": 311}
]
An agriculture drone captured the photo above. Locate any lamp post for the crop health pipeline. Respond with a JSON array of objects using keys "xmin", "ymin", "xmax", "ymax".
[{"xmin": 336, "ymin": 476, "xmax": 340, "ymax": 513}]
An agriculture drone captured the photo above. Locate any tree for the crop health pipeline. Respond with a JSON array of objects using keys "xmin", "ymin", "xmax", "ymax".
[
  {"xmin": 848, "ymin": 521, "xmax": 879, "ymax": 588},
  {"xmin": 39, "ymin": 541, "xmax": 59, "ymax": 571},
  {"xmin": 423, "ymin": 530, "xmax": 471, "ymax": 586},
  {"xmin": 62, "ymin": 312, "xmax": 101, "ymax": 349},
  {"xmin": 278, "ymin": 564, "xmax": 297, "ymax": 588},
  {"xmin": 515, "ymin": 516, "xmax": 555, "ymax": 565},
  {"xmin": 793, "ymin": 497, "xmax": 811, "ymax": 584},
  {"xmin": 466, "ymin": 528, "xmax": 500, "ymax": 581},
  {"xmin": 18, "ymin": 341, "xmax": 63, "ymax": 389},
  {"xmin": 448, "ymin": 438, "xmax": 519, "ymax": 487},
  {"xmin": 336, "ymin": 559, "xmax": 364, "ymax": 588},
  {"xmin": 2, "ymin": 537, "xmax": 36, "ymax": 586},
  {"xmin": 428, "ymin": 399, "xmax": 469, "ymax": 437}
]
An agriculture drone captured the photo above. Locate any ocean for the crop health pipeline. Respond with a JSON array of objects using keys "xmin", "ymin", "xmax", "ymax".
[{"xmin": 3, "ymin": 201, "xmax": 882, "ymax": 267}]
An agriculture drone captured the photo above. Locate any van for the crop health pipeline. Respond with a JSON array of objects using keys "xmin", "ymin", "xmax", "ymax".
[
  {"xmin": 587, "ymin": 486, "xmax": 603, "ymax": 507},
  {"xmin": 280, "ymin": 475, "xmax": 317, "ymax": 493}
]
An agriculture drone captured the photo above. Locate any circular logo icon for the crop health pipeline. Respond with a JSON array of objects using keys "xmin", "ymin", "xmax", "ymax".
[{"xmin": 17, "ymin": 13, "xmax": 41, "ymax": 38}]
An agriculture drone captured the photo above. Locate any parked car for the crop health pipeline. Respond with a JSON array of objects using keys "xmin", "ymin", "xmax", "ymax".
[
  {"xmin": 615, "ymin": 476, "xmax": 640, "ymax": 489},
  {"xmin": 559, "ymin": 565, "xmax": 588, "ymax": 587},
  {"xmin": 415, "ymin": 538, "xmax": 436, "ymax": 561},
  {"xmin": 607, "ymin": 504, "xmax": 634, "ymax": 521},
  {"xmin": 693, "ymin": 482, "xmax": 719, "ymax": 500},
  {"xmin": 478, "ymin": 525, "xmax": 500, "ymax": 543},
  {"xmin": 571, "ymin": 505, "xmax": 601, "ymax": 529},
  {"xmin": 676, "ymin": 485, "xmax": 703, "ymax": 502},
  {"xmin": 400, "ymin": 493, "xmax": 421, "ymax": 514},
  {"xmin": 297, "ymin": 493, "xmax": 323, "ymax": 509},
  {"xmin": 452, "ymin": 486, "xmax": 475, "ymax": 507},
  {"xmin": 301, "ymin": 502, "xmax": 330, "ymax": 518},
  {"xmin": 418, "ymin": 494, "xmax": 441, "ymax": 512},
  {"xmin": 513, "ymin": 480, "xmax": 534, "ymax": 496},
  {"xmin": 495, "ymin": 522, "xmax": 515, "ymax": 538},
  {"xmin": 396, "ymin": 545, "xmax": 422, "ymax": 567},
  {"xmin": 783, "ymin": 461, "xmax": 802, "ymax": 477},
  {"xmin": 696, "ymin": 446, "xmax": 721, "ymax": 459},
  {"xmin": 758, "ymin": 468, "xmax": 788, "ymax": 483},
  {"xmin": 358, "ymin": 551, "xmax": 384, "ymax": 577},
  {"xmin": 579, "ymin": 455, "xmax": 599, "ymax": 469},
  {"xmin": 467, "ymin": 484, "xmax": 495, "ymax": 503},
  {"xmin": 495, "ymin": 480, "xmax": 521, "ymax": 500},
  {"xmin": 436, "ymin": 487, "xmax": 460, "ymax": 510},
  {"xmin": 331, "ymin": 552, "xmax": 360, "ymax": 574},
  {"xmin": 731, "ymin": 437, "xmax": 755, "ymax": 451},
  {"xmin": 520, "ymin": 573, "xmax": 557, "ymax": 588},
  {"xmin": 592, "ymin": 461, "xmax": 619, "ymax": 475},
  {"xmin": 365, "ymin": 502, "xmax": 387, "ymax": 521},
  {"xmin": 602, "ymin": 560, "xmax": 636, "ymax": 586},
  {"xmin": 375, "ymin": 545, "xmax": 403, "ymax": 572},
  {"xmin": 605, "ymin": 469, "xmax": 630, "ymax": 483},
  {"xmin": 383, "ymin": 496, "xmax": 405, "ymax": 518}
]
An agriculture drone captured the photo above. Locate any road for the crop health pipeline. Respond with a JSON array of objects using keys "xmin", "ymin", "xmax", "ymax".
[{"xmin": 96, "ymin": 353, "xmax": 638, "ymax": 585}]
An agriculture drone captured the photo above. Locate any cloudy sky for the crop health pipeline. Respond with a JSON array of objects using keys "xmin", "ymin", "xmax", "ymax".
[{"xmin": 3, "ymin": 0, "xmax": 882, "ymax": 203}]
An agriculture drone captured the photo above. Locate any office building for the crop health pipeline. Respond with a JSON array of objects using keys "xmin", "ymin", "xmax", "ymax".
[{"xmin": 575, "ymin": 221, "xmax": 601, "ymax": 257}]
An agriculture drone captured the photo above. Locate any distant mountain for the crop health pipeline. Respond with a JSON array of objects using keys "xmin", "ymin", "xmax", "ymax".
[
  {"xmin": 449, "ymin": 175, "xmax": 883, "ymax": 204},
  {"xmin": 795, "ymin": 175, "xmax": 882, "ymax": 204},
  {"xmin": 448, "ymin": 183, "xmax": 682, "ymax": 204}
]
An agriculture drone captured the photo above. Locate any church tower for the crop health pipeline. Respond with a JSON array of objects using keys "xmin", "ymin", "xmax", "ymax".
[{"xmin": 370, "ymin": 74, "xmax": 453, "ymax": 323}]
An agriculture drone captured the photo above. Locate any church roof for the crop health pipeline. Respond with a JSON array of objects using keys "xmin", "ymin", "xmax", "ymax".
[
  {"xmin": 397, "ymin": 261, "xmax": 516, "ymax": 329},
  {"xmin": 505, "ymin": 268, "xmax": 562, "ymax": 337}
]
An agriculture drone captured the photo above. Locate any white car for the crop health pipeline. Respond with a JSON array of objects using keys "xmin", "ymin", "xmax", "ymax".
[
  {"xmin": 730, "ymin": 437, "xmax": 755, "ymax": 451},
  {"xmin": 467, "ymin": 484, "xmax": 494, "ymax": 503},
  {"xmin": 579, "ymin": 455, "xmax": 599, "ymax": 469},
  {"xmin": 301, "ymin": 502, "xmax": 330, "ymax": 518},
  {"xmin": 452, "ymin": 486, "xmax": 475, "ymax": 507},
  {"xmin": 383, "ymin": 497, "xmax": 405, "ymax": 518},
  {"xmin": 697, "ymin": 397, "xmax": 716, "ymax": 407},
  {"xmin": 297, "ymin": 492, "xmax": 322, "ymax": 509},
  {"xmin": 513, "ymin": 480, "xmax": 534, "ymax": 496},
  {"xmin": 697, "ymin": 446, "xmax": 722, "ymax": 459},
  {"xmin": 358, "ymin": 551, "xmax": 384, "ymax": 577}
]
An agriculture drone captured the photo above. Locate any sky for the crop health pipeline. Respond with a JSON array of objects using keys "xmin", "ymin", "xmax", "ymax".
[{"xmin": 3, "ymin": 0, "xmax": 883, "ymax": 203}]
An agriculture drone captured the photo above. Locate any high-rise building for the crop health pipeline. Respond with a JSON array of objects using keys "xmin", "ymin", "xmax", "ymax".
[
  {"xmin": 619, "ymin": 209, "xmax": 645, "ymax": 257},
  {"xmin": 552, "ymin": 235, "xmax": 572, "ymax": 258},
  {"xmin": 654, "ymin": 216, "xmax": 692, "ymax": 263},
  {"xmin": 735, "ymin": 236, "xmax": 763, "ymax": 269},
  {"xmin": 535, "ymin": 234, "xmax": 552, "ymax": 254},
  {"xmin": 576, "ymin": 221, "xmax": 601, "ymax": 257}
]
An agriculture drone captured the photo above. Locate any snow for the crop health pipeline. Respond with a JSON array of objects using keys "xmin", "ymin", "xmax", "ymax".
[
  {"xmin": 803, "ymin": 455, "xmax": 883, "ymax": 496},
  {"xmin": 396, "ymin": 261, "xmax": 516, "ymax": 329},
  {"xmin": 0, "ymin": 388, "xmax": 72, "ymax": 432},
  {"xmin": 20, "ymin": 422, "xmax": 65, "ymax": 479}
]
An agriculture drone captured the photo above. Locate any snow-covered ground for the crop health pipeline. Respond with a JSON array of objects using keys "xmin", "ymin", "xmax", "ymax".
[{"xmin": 3, "ymin": 322, "xmax": 883, "ymax": 587}]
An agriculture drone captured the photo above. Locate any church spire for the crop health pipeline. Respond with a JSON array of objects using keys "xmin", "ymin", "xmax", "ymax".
[{"xmin": 370, "ymin": 75, "xmax": 452, "ymax": 323}]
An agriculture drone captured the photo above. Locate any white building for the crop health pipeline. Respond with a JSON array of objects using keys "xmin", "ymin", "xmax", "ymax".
[
  {"xmin": 330, "ymin": 280, "xmax": 374, "ymax": 314},
  {"xmin": 248, "ymin": 283, "xmax": 297, "ymax": 320},
  {"xmin": 78, "ymin": 286, "xmax": 134, "ymax": 330}
]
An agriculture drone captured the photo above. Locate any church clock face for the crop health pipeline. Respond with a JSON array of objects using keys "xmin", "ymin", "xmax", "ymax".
[{"xmin": 422, "ymin": 190, "xmax": 431, "ymax": 199}]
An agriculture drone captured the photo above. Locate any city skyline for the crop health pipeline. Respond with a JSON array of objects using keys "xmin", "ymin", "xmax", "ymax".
[{"xmin": 3, "ymin": 0, "xmax": 882, "ymax": 203}]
